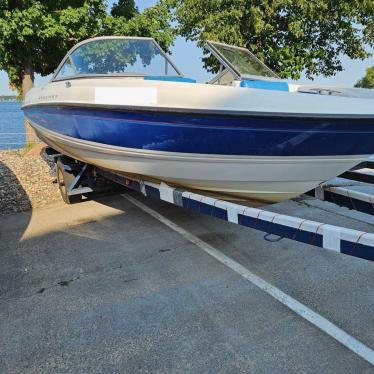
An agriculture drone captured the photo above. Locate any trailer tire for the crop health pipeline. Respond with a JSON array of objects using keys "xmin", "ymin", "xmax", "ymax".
[{"xmin": 56, "ymin": 160, "xmax": 81, "ymax": 204}]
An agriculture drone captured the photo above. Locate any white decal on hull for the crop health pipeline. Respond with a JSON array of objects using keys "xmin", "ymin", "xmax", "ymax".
[{"xmin": 95, "ymin": 87, "xmax": 157, "ymax": 106}]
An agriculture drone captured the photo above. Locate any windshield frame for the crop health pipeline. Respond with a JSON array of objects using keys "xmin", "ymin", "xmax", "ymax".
[
  {"xmin": 52, "ymin": 36, "xmax": 183, "ymax": 82},
  {"xmin": 206, "ymin": 40, "xmax": 280, "ymax": 81}
]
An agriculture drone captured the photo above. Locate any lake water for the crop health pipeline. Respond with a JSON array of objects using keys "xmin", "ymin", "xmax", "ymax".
[{"xmin": 0, "ymin": 102, "xmax": 25, "ymax": 150}]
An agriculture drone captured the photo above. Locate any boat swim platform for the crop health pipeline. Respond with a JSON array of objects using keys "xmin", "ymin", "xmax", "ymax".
[{"xmin": 46, "ymin": 148, "xmax": 374, "ymax": 263}]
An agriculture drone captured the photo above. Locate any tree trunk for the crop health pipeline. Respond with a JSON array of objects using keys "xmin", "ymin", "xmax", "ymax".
[{"xmin": 22, "ymin": 60, "xmax": 37, "ymax": 145}]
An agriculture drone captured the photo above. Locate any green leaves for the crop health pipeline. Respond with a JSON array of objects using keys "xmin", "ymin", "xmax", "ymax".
[
  {"xmin": 101, "ymin": 0, "xmax": 176, "ymax": 52},
  {"xmin": 355, "ymin": 66, "xmax": 374, "ymax": 88},
  {"xmin": 0, "ymin": 0, "xmax": 176, "ymax": 95},
  {"xmin": 111, "ymin": 0, "xmax": 139, "ymax": 20},
  {"xmin": 175, "ymin": 0, "xmax": 374, "ymax": 80}
]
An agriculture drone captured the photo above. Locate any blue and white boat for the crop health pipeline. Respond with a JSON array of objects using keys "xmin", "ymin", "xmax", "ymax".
[{"xmin": 22, "ymin": 36, "xmax": 374, "ymax": 202}]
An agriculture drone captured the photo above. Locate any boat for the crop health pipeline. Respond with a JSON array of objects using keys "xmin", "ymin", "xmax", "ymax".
[{"xmin": 22, "ymin": 36, "xmax": 374, "ymax": 203}]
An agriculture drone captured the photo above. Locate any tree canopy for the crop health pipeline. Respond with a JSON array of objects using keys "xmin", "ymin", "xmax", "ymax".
[
  {"xmin": 111, "ymin": 0, "xmax": 138, "ymax": 20},
  {"xmin": 355, "ymin": 66, "xmax": 374, "ymax": 89},
  {"xmin": 175, "ymin": 0, "xmax": 374, "ymax": 80},
  {"xmin": 0, "ymin": 0, "xmax": 175, "ymax": 95}
]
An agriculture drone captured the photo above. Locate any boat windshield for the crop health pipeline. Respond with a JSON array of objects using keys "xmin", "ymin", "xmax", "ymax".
[
  {"xmin": 54, "ymin": 37, "xmax": 181, "ymax": 80},
  {"xmin": 206, "ymin": 41, "xmax": 279, "ymax": 80}
]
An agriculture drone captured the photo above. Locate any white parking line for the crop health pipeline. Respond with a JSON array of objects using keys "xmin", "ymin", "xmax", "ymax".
[{"xmin": 123, "ymin": 194, "xmax": 374, "ymax": 366}]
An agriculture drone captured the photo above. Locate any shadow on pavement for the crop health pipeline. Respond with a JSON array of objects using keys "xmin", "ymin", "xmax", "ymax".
[
  {"xmin": 0, "ymin": 160, "xmax": 32, "ymax": 214},
  {"xmin": 0, "ymin": 160, "xmax": 33, "ymax": 307}
]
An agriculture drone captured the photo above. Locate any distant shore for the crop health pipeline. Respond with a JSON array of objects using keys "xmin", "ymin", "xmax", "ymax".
[{"xmin": 0, "ymin": 95, "xmax": 18, "ymax": 102}]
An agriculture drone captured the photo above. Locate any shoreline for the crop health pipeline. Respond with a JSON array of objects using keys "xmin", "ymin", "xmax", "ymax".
[{"xmin": 0, "ymin": 145, "xmax": 61, "ymax": 215}]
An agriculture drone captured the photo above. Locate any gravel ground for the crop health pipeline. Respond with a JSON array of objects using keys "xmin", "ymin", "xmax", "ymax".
[{"xmin": 0, "ymin": 147, "xmax": 61, "ymax": 215}]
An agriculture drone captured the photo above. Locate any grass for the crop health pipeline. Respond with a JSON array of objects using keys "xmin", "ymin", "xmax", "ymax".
[{"xmin": 21, "ymin": 142, "xmax": 37, "ymax": 154}]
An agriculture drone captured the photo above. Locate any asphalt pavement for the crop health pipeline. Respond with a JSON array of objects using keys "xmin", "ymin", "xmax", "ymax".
[{"xmin": 0, "ymin": 192, "xmax": 373, "ymax": 373}]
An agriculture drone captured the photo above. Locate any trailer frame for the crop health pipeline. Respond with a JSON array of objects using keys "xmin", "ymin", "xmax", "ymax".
[{"xmin": 44, "ymin": 147, "xmax": 374, "ymax": 262}]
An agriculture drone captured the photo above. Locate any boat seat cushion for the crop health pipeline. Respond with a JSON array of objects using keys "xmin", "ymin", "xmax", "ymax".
[
  {"xmin": 240, "ymin": 80, "xmax": 289, "ymax": 91},
  {"xmin": 144, "ymin": 76, "xmax": 196, "ymax": 83}
]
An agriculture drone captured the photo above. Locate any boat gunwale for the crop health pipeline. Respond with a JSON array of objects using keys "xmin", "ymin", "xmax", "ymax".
[{"xmin": 22, "ymin": 101, "xmax": 374, "ymax": 120}]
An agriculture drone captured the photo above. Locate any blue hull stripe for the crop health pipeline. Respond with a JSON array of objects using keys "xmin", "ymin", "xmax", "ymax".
[{"xmin": 23, "ymin": 106, "xmax": 374, "ymax": 156}]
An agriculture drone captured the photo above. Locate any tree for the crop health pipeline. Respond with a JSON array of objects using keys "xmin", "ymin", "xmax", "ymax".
[
  {"xmin": 0, "ymin": 0, "xmax": 175, "ymax": 142},
  {"xmin": 0, "ymin": 1, "xmax": 107, "ymax": 97},
  {"xmin": 355, "ymin": 66, "xmax": 374, "ymax": 89},
  {"xmin": 0, "ymin": 0, "xmax": 175, "ymax": 96},
  {"xmin": 103, "ymin": 0, "xmax": 175, "ymax": 47},
  {"xmin": 175, "ymin": 0, "xmax": 374, "ymax": 80},
  {"xmin": 111, "ymin": 0, "xmax": 138, "ymax": 20}
]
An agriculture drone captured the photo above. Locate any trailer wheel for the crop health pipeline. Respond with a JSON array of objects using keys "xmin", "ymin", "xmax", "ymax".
[{"xmin": 56, "ymin": 160, "xmax": 81, "ymax": 204}]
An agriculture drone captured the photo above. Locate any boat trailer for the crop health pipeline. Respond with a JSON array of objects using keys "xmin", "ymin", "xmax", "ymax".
[
  {"xmin": 308, "ymin": 161, "xmax": 374, "ymax": 217},
  {"xmin": 44, "ymin": 147, "xmax": 374, "ymax": 263}
]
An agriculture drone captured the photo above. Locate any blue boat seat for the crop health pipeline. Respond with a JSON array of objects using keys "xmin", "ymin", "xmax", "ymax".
[
  {"xmin": 240, "ymin": 80, "xmax": 289, "ymax": 92},
  {"xmin": 144, "ymin": 76, "xmax": 196, "ymax": 83}
]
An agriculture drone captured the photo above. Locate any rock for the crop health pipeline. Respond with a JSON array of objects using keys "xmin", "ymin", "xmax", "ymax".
[{"xmin": 0, "ymin": 149, "xmax": 61, "ymax": 215}]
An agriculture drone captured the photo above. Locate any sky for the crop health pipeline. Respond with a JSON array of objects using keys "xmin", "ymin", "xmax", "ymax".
[{"xmin": 1, "ymin": 0, "xmax": 373, "ymax": 95}]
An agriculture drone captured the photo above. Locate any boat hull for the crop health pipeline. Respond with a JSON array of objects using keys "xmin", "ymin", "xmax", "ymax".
[
  {"xmin": 24, "ymin": 105, "xmax": 374, "ymax": 157},
  {"xmin": 21, "ymin": 66, "xmax": 374, "ymax": 203},
  {"xmin": 29, "ymin": 120, "xmax": 368, "ymax": 203}
]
